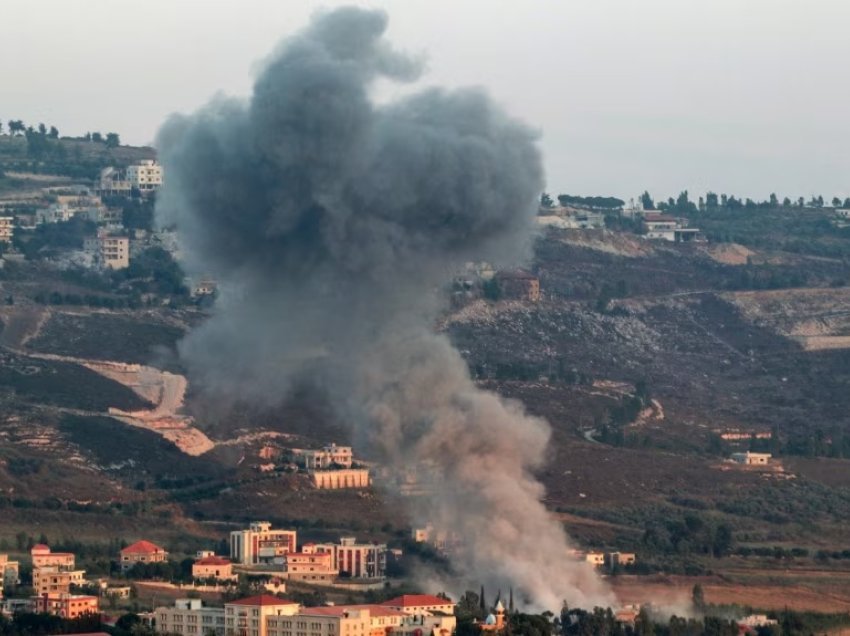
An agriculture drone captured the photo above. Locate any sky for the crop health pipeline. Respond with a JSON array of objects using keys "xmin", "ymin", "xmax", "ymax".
[{"xmin": 2, "ymin": 0, "xmax": 849, "ymax": 202}]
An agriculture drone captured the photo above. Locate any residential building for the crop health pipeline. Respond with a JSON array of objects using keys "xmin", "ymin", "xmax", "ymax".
[
  {"xmin": 0, "ymin": 554, "xmax": 20, "ymax": 596},
  {"xmin": 126, "ymin": 160, "xmax": 163, "ymax": 192},
  {"xmin": 607, "ymin": 552, "xmax": 636, "ymax": 569},
  {"xmin": 283, "ymin": 547, "xmax": 337, "ymax": 583},
  {"xmin": 156, "ymin": 598, "xmax": 226, "ymax": 636},
  {"xmin": 97, "ymin": 167, "xmax": 132, "ymax": 196},
  {"xmin": 381, "ymin": 595, "xmax": 455, "ymax": 616},
  {"xmin": 230, "ymin": 522, "xmax": 297, "ymax": 567},
  {"xmin": 293, "ymin": 443, "xmax": 354, "ymax": 469},
  {"xmin": 32, "ymin": 593, "xmax": 99, "ymax": 619},
  {"xmin": 84, "ymin": 230, "xmax": 130, "ymax": 269},
  {"xmin": 268, "ymin": 606, "xmax": 405, "ymax": 636},
  {"xmin": 585, "ymin": 552, "xmax": 605, "ymax": 567},
  {"xmin": 731, "ymin": 452, "xmax": 772, "ymax": 466},
  {"xmin": 37, "ymin": 194, "xmax": 105, "ymax": 225},
  {"xmin": 120, "ymin": 540, "xmax": 168, "ymax": 572},
  {"xmin": 224, "ymin": 595, "xmax": 300, "ymax": 636},
  {"xmin": 494, "ymin": 270, "xmax": 540, "ymax": 302},
  {"xmin": 193, "ymin": 555, "xmax": 237, "ymax": 582},
  {"xmin": 0, "ymin": 217, "xmax": 13, "ymax": 243},
  {"xmin": 642, "ymin": 212, "xmax": 702, "ymax": 242},
  {"xmin": 31, "ymin": 544, "xmax": 75, "ymax": 569},
  {"xmin": 33, "ymin": 566, "xmax": 86, "ymax": 595},
  {"xmin": 311, "ymin": 537, "xmax": 387, "ymax": 579},
  {"xmin": 311, "ymin": 468, "xmax": 370, "ymax": 490}
]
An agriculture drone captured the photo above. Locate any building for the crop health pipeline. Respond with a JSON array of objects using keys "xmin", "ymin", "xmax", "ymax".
[
  {"xmin": 230, "ymin": 522, "xmax": 297, "ymax": 567},
  {"xmin": 225, "ymin": 595, "xmax": 300, "ymax": 636},
  {"xmin": 156, "ymin": 598, "xmax": 226, "ymax": 636},
  {"xmin": 126, "ymin": 160, "xmax": 163, "ymax": 192},
  {"xmin": 311, "ymin": 537, "xmax": 387, "ymax": 580},
  {"xmin": 268, "ymin": 606, "xmax": 405, "ymax": 636},
  {"xmin": 585, "ymin": 552, "xmax": 605, "ymax": 567},
  {"xmin": 642, "ymin": 212, "xmax": 702, "ymax": 242},
  {"xmin": 381, "ymin": 595, "xmax": 455, "ymax": 616},
  {"xmin": 193, "ymin": 555, "xmax": 237, "ymax": 582},
  {"xmin": 120, "ymin": 540, "xmax": 168, "ymax": 572},
  {"xmin": 494, "ymin": 270, "xmax": 540, "ymax": 302},
  {"xmin": 31, "ymin": 544, "xmax": 75, "ymax": 569},
  {"xmin": 0, "ymin": 217, "xmax": 13, "ymax": 243},
  {"xmin": 477, "ymin": 601, "xmax": 506, "ymax": 633},
  {"xmin": 283, "ymin": 548, "xmax": 337, "ymax": 583},
  {"xmin": 607, "ymin": 552, "xmax": 636, "ymax": 569},
  {"xmin": 97, "ymin": 167, "xmax": 132, "ymax": 196},
  {"xmin": 311, "ymin": 468, "xmax": 370, "ymax": 490},
  {"xmin": 731, "ymin": 452, "xmax": 772, "ymax": 466},
  {"xmin": 84, "ymin": 230, "xmax": 130, "ymax": 269},
  {"xmin": 0, "ymin": 554, "xmax": 20, "ymax": 596},
  {"xmin": 33, "ymin": 593, "xmax": 99, "ymax": 619},
  {"xmin": 33, "ymin": 566, "xmax": 86, "ymax": 595},
  {"xmin": 294, "ymin": 443, "xmax": 354, "ymax": 470}
]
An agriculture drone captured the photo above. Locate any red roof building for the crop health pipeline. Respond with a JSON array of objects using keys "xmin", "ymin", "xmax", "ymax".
[{"xmin": 119, "ymin": 541, "xmax": 168, "ymax": 572}]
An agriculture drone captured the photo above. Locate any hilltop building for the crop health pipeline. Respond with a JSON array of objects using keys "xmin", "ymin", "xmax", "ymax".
[
  {"xmin": 641, "ymin": 212, "xmax": 702, "ymax": 242},
  {"xmin": 120, "ymin": 540, "xmax": 168, "ymax": 572},
  {"xmin": 290, "ymin": 444, "xmax": 370, "ymax": 490},
  {"xmin": 731, "ymin": 452, "xmax": 772, "ymax": 466},
  {"xmin": 494, "ymin": 270, "xmax": 540, "ymax": 302},
  {"xmin": 230, "ymin": 522, "xmax": 297, "ymax": 566}
]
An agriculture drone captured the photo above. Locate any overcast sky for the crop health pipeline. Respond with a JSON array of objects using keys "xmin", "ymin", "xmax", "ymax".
[{"xmin": 2, "ymin": 0, "xmax": 848, "ymax": 201}]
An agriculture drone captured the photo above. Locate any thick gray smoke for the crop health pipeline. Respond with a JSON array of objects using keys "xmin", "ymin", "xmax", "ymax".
[{"xmin": 156, "ymin": 7, "xmax": 612, "ymax": 610}]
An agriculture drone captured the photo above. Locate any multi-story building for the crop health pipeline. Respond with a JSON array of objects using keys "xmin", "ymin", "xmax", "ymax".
[
  {"xmin": 294, "ymin": 443, "xmax": 353, "ymax": 470},
  {"xmin": 84, "ymin": 230, "xmax": 130, "ymax": 269},
  {"xmin": 0, "ymin": 217, "xmax": 13, "ymax": 243},
  {"xmin": 230, "ymin": 522, "xmax": 297, "ymax": 567},
  {"xmin": 97, "ymin": 167, "xmax": 132, "ymax": 196},
  {"xmin": 193, "ymin": 555, "xmax": 237, "ymax": 582},
  {"xmin": 32, "ymin": 593, "xmax": 99, "ymax": 619},
  {"xmin": 283, "ymin": 547, "xmax": 337, "ymax": 583},
  {"xmin": 120, "ymin": 540, "xmax": 168, "ymax": 572},
  {"xmin": 224, "ymin": 595, "xmax": 300, "ymax": 636},
  {"xmin": 156, "ymin": 598, "xmax": 227, "ymax": 636},
  {"xmin": 126, "ymin": 160, "xmax": 163, "ymax": 192},
  {"xmin": 311, "ymin": 469, "xmax": 370, "ymax": 490},
  {"xmin": 380, "ymin": 595, "xmax": 455, "ymax": 616},
  {"xmin": 0, "ymin": 554, "xmax": 20, "ymax": 596},
  {"xmin": 268, "ymin": 606, "xmax": 405, "ymax": 636},
  {"xmin": 31, "ymin": 545, "xmax": 75, "ymax": 569},
  {"xmin": 311, "ymin": 537, "xmax": 387, "ymax": 580},
  {"xmin": 33, "ymin": 566, "xmax": 86, "ymax": 595}
]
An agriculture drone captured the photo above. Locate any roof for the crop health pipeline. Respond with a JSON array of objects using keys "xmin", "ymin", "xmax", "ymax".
[
  {"xmin": 300, "ymin": 605, "xmax": 404, "ymax": 618},
  {"xmin": 121, "ymin": 540, "xmax": 166, "ymax": 555},
  {"xmin": 194, "ymin": 556, "xmax": 231, "ymax": 566},
  {"xmin": 31, "ymin": 544, "xmax": 50, "ymax": 552},
  {"xmin": 381, "ymin": 595, "xmax": 454, "ymax": 608},
  {"xmin": 227, "ymin": 595, "xmax": 298, "ymax": 607},
  {"xmin": 643, "ymin": 213, "xmax": 677, "ymax": 222}
]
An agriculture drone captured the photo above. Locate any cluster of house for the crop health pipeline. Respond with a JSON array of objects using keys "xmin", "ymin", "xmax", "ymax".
[
  {"xmin": 230, "ymin": 522, "xmax": 387, "ymax": 583},
  {"xmin": 568, "ymin": 549, "xmax": 636, "ymax": 572},
  {"xmin": 155, "ymin": 593, "xmax": 456, "ymax": 636},
  {"xmin": 0, "ymin": 540, "xmax": 170, "ymax": 619}
]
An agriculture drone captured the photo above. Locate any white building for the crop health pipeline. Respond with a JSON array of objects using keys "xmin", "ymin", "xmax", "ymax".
[
  {"xmin": 230, "ymin": 522, "xmax": 297, "ymax": 566},
  {"xmin": 731, "ymin": 452, "xmax": 772, "ymax": 466},
  {"xmin": 84, "ymin": 231, "xmax": 130, "ymax": 269},
  {"xmin": 126, "ymin": 160, "xmax": 163, "ymax": 192},
  {"xmin": 294, "ymin": 443, "xmax": 354, "ymax": 469},
  {"xmin": 311, "ymin": 537, "xmax": 387, "ymax": 580},
  {"xmin": 156, "ymin": 598, "xmax": 227, "ymax": 636}
]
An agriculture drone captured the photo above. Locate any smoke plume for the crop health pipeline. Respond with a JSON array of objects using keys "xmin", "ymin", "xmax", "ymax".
[{"xmin": 156, "ymin": 6, "xmax": 612, "ymax": 610}]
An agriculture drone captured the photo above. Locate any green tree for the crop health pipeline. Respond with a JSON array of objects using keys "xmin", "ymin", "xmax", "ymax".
[
  {"xmin": 540, "ymin": 192, "xmax": 554, "ymax": 208},
  {"xmin": 832, "ymin": 196, "xmax": 842, "ymax": 208},
  {"xmin": 48, "ymin": 125, "xmax": 59, "ymax": 138},
  {"xmin": 769, "ymin": 193, "xmax": 778, "ymax": 207},
  {"xmin": 106, "ymin": 132, "xmax": 121, "ymax": 148},
  {"xmin": 8, "ymin": 119, "xmax": 25, "ymax": 135},
  {"xmin": 639, "ymin": 190, "xmax": 655, "ymax": 210},
  {"xmin": 91, "ymin": 131, "xmax": 103, "ymax": 143},
  {"xmin": 691, "ymin": 583, "xmax": 705, "ymax": 611}
]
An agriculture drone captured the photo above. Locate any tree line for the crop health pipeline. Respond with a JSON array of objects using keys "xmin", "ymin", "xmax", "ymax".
[
  {"xmin": 640, "ymin": 189, "xmax": 850, "ymax": 214},
  {"xmin": 2, "ymin": 119, "xmax": 120, "ymax": 147}
]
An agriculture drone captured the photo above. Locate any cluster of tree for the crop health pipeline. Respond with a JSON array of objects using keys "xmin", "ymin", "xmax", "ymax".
[
  {"xmin": 2, "ymin": 120, "xmax": 120, "ymax": 147},
  {"xmin": 33, "ymin": 291, "xmax": 146, "ymax": 310},
  {"xmin": 115, "ymin": 246, "xmax": 189, "ymax": 298},
  {"xmin": 556, "ymin": 194, "xmax": 626, "ymax": 210},
  {"xmin": 640, "ymin": 189, "xmax": 850, "ymax": 214},
  {"xmin": 641, "ymin": 512, "xmax": 734, "ymax": 558},
  {"xmin": 596, "ymin": 380, "xmax": 651, "ymax": 445},
  {"xmin": 0, "ymin": 612, "xmax": 103, "ymax": 636},
  {"xmin": 13, "ymin": 216, "xmax": 94, "ymax": 258},
  {"xmin": 123, "ymin": 558, "xmax": 195, "ymax": 583}
]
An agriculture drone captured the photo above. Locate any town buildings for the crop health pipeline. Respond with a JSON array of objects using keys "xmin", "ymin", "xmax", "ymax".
[
  {"xmin": 230, "ymin": 522, "xmax": 297, "ymax": 566},
  {"xmin": 119, "ymin": 540, "xmax": 168, "ymax": 572}
]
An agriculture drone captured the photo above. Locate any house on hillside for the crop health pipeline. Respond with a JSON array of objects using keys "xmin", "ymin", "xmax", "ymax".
[
  {"xmin": 120, "ymin": 540, "xmax": 168, "ymax": 572},
  {"xmin": 192, "ymin": 553, "xmax": 236, "ymax": 582},
  {"xmin": 642, "ymin": 212, "xmax": 702, "ymax": 242},
  {"xmin": 730, "ymin": 452, "xmax": 771, "ymax": 466},
  {"xmin": 494, "ymin": 270, "xmax": 540, "ymax": 302}
]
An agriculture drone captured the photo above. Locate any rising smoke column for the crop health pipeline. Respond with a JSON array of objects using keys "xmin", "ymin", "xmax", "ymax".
[{"xmin": 156, "ymin": 6, "xmax": 613, "ymax": 610}]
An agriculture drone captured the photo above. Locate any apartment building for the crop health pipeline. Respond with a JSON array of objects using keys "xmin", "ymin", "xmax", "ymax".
[
  {"xmin": 84, "ymin": 230, "xmax": 130, "ymax": 269},
  {"xmin": 33, "ymin": 566, "xmax": 86, "ymax": 595},
  {"xmin": 33, "ymin": 593, "xmax": 99, "ymax": 619},
  {"xmin": 311, "ymin": 537, "xmax": 387, "ymax": 580},
  {"xmin": 283, "ymin": 547, "xmax": 337, "ymax": 583},
  {"xmin": 31, "ymin": 545, "xmax": 75, "ymax": 569},
  {"xmin": 0, "ymin": 554, "xmax": 20, "ymax": 596},
  {"xmin": 156, "ymin": 598, "xmax": 227, "ymax": 636},
  {"xmin": 230, "ymin": 522, "xmax": 297, "ymax": 566},
  {"xmin": 0, "ymin": 217, "xmax": 13, "ymax": 243},
  {"xmin": 224, "ymin": 595, "xmax": 301, "ymax": 636},
  {"xmin": 120, "ymin": 540, "xmax": 168, "ymax": 572},
  {"xmin": 126, "ymin": 160, "xmax": 163, "ymax": 192},
  {"xmin": 269, "ymin": 606, "xmax": 404, "ymax": 636}
]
